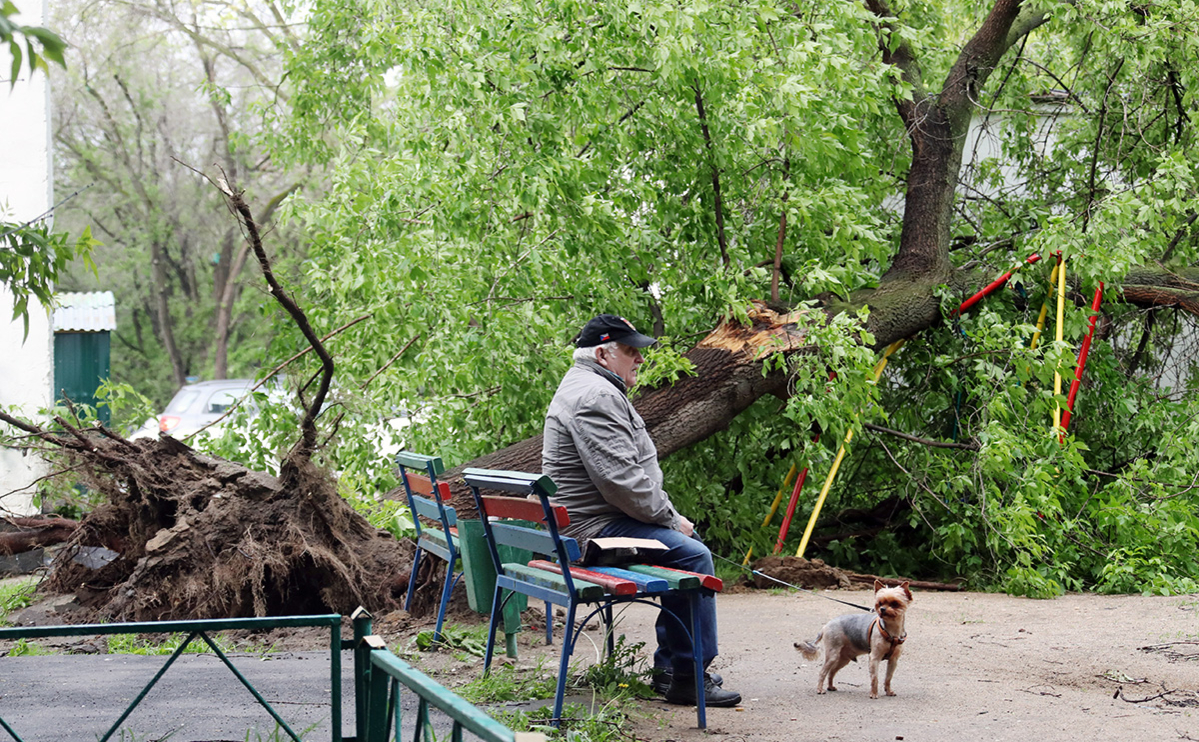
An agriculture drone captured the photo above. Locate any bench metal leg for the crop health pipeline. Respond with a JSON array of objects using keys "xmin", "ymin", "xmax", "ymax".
[
  {"xmin": 551, "ymin": 602, "xmax": 578, "ymax": 727},
  {"xmin": 483, "ymin": 584, "xmax": 503, "ymax": 673},
  {"xmin": 603, "ymin": 605, "xmax": 615, "ymax": 659},
  {"xmin": 432, "ymin": 555, "xmax": 457, "ymax": 643},
  {"xmin": 404, "ymin": 547, "xmax": 424, "ymax": 612},
  {"xmin": 544, "ymin": 601, "xmax": 553, "ymax": 645}
]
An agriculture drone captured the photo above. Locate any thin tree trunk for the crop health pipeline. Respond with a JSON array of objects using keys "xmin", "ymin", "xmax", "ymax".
[{"xmin": 150, "ymin": 239, "xmax": 187, "ymax": 387}]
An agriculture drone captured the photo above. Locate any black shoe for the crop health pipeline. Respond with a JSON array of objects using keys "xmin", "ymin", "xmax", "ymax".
[
  {"xmin": 663, "ymin": 673, "xmax": 741, "ymax": 708},
  {"xmin": 651, "ymin": 668, "xmax": 723, "ymax": 696}
]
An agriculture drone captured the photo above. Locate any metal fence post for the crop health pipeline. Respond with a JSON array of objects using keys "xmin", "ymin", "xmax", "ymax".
[{"xmin": 351, "ymin": 607, "xmax": 373, "ymax": 742}]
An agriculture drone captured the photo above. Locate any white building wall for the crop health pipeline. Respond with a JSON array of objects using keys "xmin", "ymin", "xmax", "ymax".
[{"xmin": 0, "ymin": 0, "xmax": 55, "ymax": 516}]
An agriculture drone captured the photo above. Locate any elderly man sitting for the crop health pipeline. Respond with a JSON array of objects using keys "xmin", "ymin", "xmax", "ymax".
[{"xmin": 540, "ymin": 314, "xmax": 740, "ymax": 708}]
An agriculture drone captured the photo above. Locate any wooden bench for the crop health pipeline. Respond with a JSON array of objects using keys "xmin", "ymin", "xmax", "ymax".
[
  {"xmin": 396, "ymin": 451, "xmax": 462, "ymax": 643},
  {"xmin": 463, "ymin": 467, "xmax": 720, "ymax": 729}
]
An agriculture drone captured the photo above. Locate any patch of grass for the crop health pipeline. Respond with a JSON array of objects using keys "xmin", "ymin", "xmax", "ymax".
[
  {"xmin": 579, "ymin": 636, "xmax": 654, "ymax": 700},
  {"xmin": 106, "ymin": 632, "xmax": 233, "ymax": 655},
  {"xmin": 0, "ymin": 577, "xmax": 38, "ymax": 624},
  {"xmin": 459, "ymin": 632, "xmax": 655, "ymax": 708},
  {"xmin": 457, "ymin": 656, "xmax": 561, "ymax": 704},
  {"xmin": 494, "ymin": 700, "xmax": 635, "ymax": 741},
  {"xmin": 7, "ymin": 638, "xmax": 52, "ymax": 656}
]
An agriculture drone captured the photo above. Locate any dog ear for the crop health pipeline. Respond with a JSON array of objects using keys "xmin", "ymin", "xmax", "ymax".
[
  {"xmin": 900, "ymin": 581, "xmax": 912, "ymax": 601},
  {"xmin": 873, "ymin": 578, "xmax": 885, "ymax": 592}
]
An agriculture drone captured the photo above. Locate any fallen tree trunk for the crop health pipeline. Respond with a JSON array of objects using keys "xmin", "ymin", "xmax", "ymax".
[
  {"xmin": 0, "ymin": 516, "xmax": 79, "ymax": 555},
  {"xmin": 432, "ymin": 301, "xmax": 811, "ymax": 515}
]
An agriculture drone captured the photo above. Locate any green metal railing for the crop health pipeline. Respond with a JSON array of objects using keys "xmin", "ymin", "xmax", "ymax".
[
  {"xmin": 351, "ymin": 609, "xmax": 543, "ymax": 742},
  {"xmin": 0, "ymin": 614, "xmax": 344, "ymax": 742}
]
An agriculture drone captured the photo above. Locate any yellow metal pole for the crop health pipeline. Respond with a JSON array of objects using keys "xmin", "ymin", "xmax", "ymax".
[
  {"xmin": 763, "ymin": 464, "xmax": 798, "ymax": 527},
  {"xmin": 796, "ymin": 429, "xmax": 852, "ymax": 558},
  {"xmin": 1052, "ymin": 255, "xmax": 1067, "ymax": 430},
  {"xmin": 1029, "ymin": 260, "xmax": 1060, "ymax": 351},
  {"xmin": 743, "ymin": 464, "xmax": 797, "ymax": 565},
  {"xmin": 794, "ymin": 340, "xmax": 903, "ymax": 559}
]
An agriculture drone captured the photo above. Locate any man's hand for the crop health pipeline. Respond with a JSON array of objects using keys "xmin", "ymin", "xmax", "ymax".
[{"xmin": 678, "ymin": 515, "xmax": 694, "ymax": 537}]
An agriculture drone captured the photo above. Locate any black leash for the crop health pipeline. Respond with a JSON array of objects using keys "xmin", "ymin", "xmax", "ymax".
[{"xmin": 713, "ymin": 552, "xmax": 873, "ymax": 612}]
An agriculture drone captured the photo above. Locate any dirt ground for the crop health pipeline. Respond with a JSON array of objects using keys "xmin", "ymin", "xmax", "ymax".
[
  {"xmin": 6, "ymin": 584, "xmax": 1198, "ymax": 741},
  {"xmin": 392, "ymin": 588, "xmax": 1199, "ymax": 742}
]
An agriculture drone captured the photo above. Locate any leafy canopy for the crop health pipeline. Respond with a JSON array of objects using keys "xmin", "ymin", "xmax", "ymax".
[{"xmin": 125, "ymin": 0, "xmax": 1199, "ymax": 595}]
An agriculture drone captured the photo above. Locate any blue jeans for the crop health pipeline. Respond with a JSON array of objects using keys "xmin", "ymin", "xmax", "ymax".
[{"xmin": 596, "ymin": 518, "xmax": 718, "ymax": 676}]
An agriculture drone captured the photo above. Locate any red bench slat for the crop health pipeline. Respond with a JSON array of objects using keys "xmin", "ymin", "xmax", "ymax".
[
  {"xmin": 405, "ymin": 472, "xmax": 451, "ymax": 502},
  {"xmin": 649, "ymin": 565, "xmax": 723, "ymax": 592},
  {"xmin": 480, "ymin": 495, "xmax": 569, "ymax": 528},
  {"xmin": 527, "ymin": 560, "xmax": 638, "ymax": 596}
]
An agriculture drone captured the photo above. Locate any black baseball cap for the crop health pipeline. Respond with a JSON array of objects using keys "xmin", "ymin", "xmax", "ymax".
[{"xmin": 575, "ymin": 314, "xmax": 657, "ymax": 348}]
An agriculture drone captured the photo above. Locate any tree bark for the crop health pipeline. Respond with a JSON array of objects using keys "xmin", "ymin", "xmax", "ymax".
[{"xmin": 0, "ymin": 517, "xmax": 80, "ymax": 555}]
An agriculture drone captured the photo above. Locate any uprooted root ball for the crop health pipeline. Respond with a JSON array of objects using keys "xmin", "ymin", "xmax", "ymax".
[{"xmin": 44, "ymin": 432, "xmax": 411, "ymax": 622}]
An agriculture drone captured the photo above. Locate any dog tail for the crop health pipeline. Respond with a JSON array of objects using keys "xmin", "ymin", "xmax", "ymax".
[{"xmin": 794, "ymin": 631, "xmax": 822, "ymax": 660}]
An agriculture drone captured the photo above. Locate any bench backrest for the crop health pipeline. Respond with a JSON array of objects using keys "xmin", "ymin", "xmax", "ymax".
[
  {"xmin": 463, "ymin": 467, "xmax": 588, "ymax": 596},
  {"xmin": 396, "ymin": 451, "xmax": 456, "ymax": 537}
]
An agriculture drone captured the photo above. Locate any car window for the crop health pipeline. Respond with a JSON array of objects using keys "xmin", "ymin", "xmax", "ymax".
[
  {"xmin": 163, "ymin": 389, "xmax": 201, "ymax": 415},
  {"xmin": 205, "ymin": 389, "xmax": 245, "ymax": 414}
]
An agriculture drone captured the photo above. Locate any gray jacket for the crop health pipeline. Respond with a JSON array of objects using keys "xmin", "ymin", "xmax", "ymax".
[{"xmin": 541, "ymin": 357, "xmax": 682, "ymax": 545}]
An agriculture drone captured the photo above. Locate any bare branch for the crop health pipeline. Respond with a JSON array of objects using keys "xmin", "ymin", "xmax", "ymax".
[{"xmin": 864, "ymin": 423, "xmax": 980, "ymax": 451}]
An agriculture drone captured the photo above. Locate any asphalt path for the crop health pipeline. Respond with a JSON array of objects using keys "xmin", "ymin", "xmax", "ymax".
[{"xmin": 0, "ymin": 650, "xmax": 450, "ymax": 742}]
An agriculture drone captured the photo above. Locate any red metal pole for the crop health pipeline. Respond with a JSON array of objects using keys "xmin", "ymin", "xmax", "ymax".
[
  {"xmin": 956, "ymin": 253, "xmax": 1042, "ymax": 316},
  {"xmin": 1060, "ymin": 282, "xmax": 1104, "ymax": 435},
  {"xmin": 774, "ymin": 466, "xmax": 809, "ymax": 554}
]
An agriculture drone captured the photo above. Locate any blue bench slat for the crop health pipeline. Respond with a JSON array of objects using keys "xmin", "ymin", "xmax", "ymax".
[
  {"xmin": 587, "ymin": 566, "xmax": 669, "ymax": 593},
  {"xmin": 410, "ymin": 496, "xmax": 457, "ymax": 527},
  {"xmin": 418, "ymin": 530, "xmax": 455, "ymax": 562},
  {"xmin": 496, "ymin": 575, "xmax": 572, "ymax": 607},
  {"xmin": 490, "ymin": 523, "xmax": 580, "ymax": 562},
  {"xmin": 395, "ymin": 451, "xmax": 446, "ymax": 475}
]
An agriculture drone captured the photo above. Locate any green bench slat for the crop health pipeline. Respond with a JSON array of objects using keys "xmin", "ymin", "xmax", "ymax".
[
  {"xmin": 463, "ymin": 468, "xmax": 558, "ymax": 497},
  {"xmin": 624, "ymin": 564, "xmax": 701, "ymax": 590},
  {"xmin": 502, "ymin": 563, "xmax": 605, "ymax": 601},
  {"xmin": 395, "ymin": 451, "xmax": 445, "ymax": 475}
]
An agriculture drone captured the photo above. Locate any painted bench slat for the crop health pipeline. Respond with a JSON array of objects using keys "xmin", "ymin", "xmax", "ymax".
[
  {"xmin": 502, "ymin": 563, "xmax": 605, "ymax": 602},
  {"xmin": 395, "ymin": 452, "xmax": 445, "ymax": 475},
  {"xmin": 624, "ymin": 564, "xmax": 701, "ymax": 590},
  {"xmin": 410, "ymin": 496, "xmax": 457, "ymax": 527},
  {"xmin": 490, "ymin": 523, "xmax": 580, "ymax": 563},
  {"xmin": 463, "ymin": 468, "xmax": 558, "ymax": 497},
  {"xmin": 527, "ymin": 560, "xmax": 639, "ymax": 596},
  {"xmin": 586, "ymin": 566, "xmax": 669, "ymax": 593},
  {"xmin": 647, "ymin": 565, "xmax": 724, "ymax": 592},
  {"xmin": 405, "ymin": 472, "xmax": 452, "ymax": 502},
  {"xmin": 480, "ymin": 496, "xmax": 568, "ymax": 528}
]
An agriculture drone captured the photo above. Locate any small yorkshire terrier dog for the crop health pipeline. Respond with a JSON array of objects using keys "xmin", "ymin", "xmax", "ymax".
[{"xmin": 794, "ymin": 579, "xmax": 913, "ymax": 698}]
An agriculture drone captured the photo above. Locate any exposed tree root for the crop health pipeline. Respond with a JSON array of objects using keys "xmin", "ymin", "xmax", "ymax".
[{"xmin": 0, "ymin": 416, "xmax": 413, "ymax": 621}]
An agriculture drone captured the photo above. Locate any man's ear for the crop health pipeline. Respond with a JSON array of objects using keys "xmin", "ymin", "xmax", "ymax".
[{"xmin": 594, "ymin": 347, "xmax": 609, "ymax": 368}]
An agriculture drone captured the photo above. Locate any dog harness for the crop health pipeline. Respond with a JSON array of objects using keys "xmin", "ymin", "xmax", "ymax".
[{"xmin": 868, "ymin": 618, "xmax": 906, "ymax": 661}]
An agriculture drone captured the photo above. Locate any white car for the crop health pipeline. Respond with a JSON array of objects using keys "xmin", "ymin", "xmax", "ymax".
[{"xmin": 129, "ymin": 379, "xmax": 260, "ymax": 440}]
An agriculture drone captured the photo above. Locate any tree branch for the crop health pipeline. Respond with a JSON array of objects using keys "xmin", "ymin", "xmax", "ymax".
[
  {"xmin": 692, "ymin": 84, "xmax": 730, "ymax": 268},
  {"xmin": 864, "ymin": 423, "xmax": 979, "ymax": 451},
  {"xmin": 863, "ymin": 0, "xmax": 929, "ymax": 126},
  {"xmin": 198, "ymin": 167, "xmax": 334, "ymax": 468}
]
